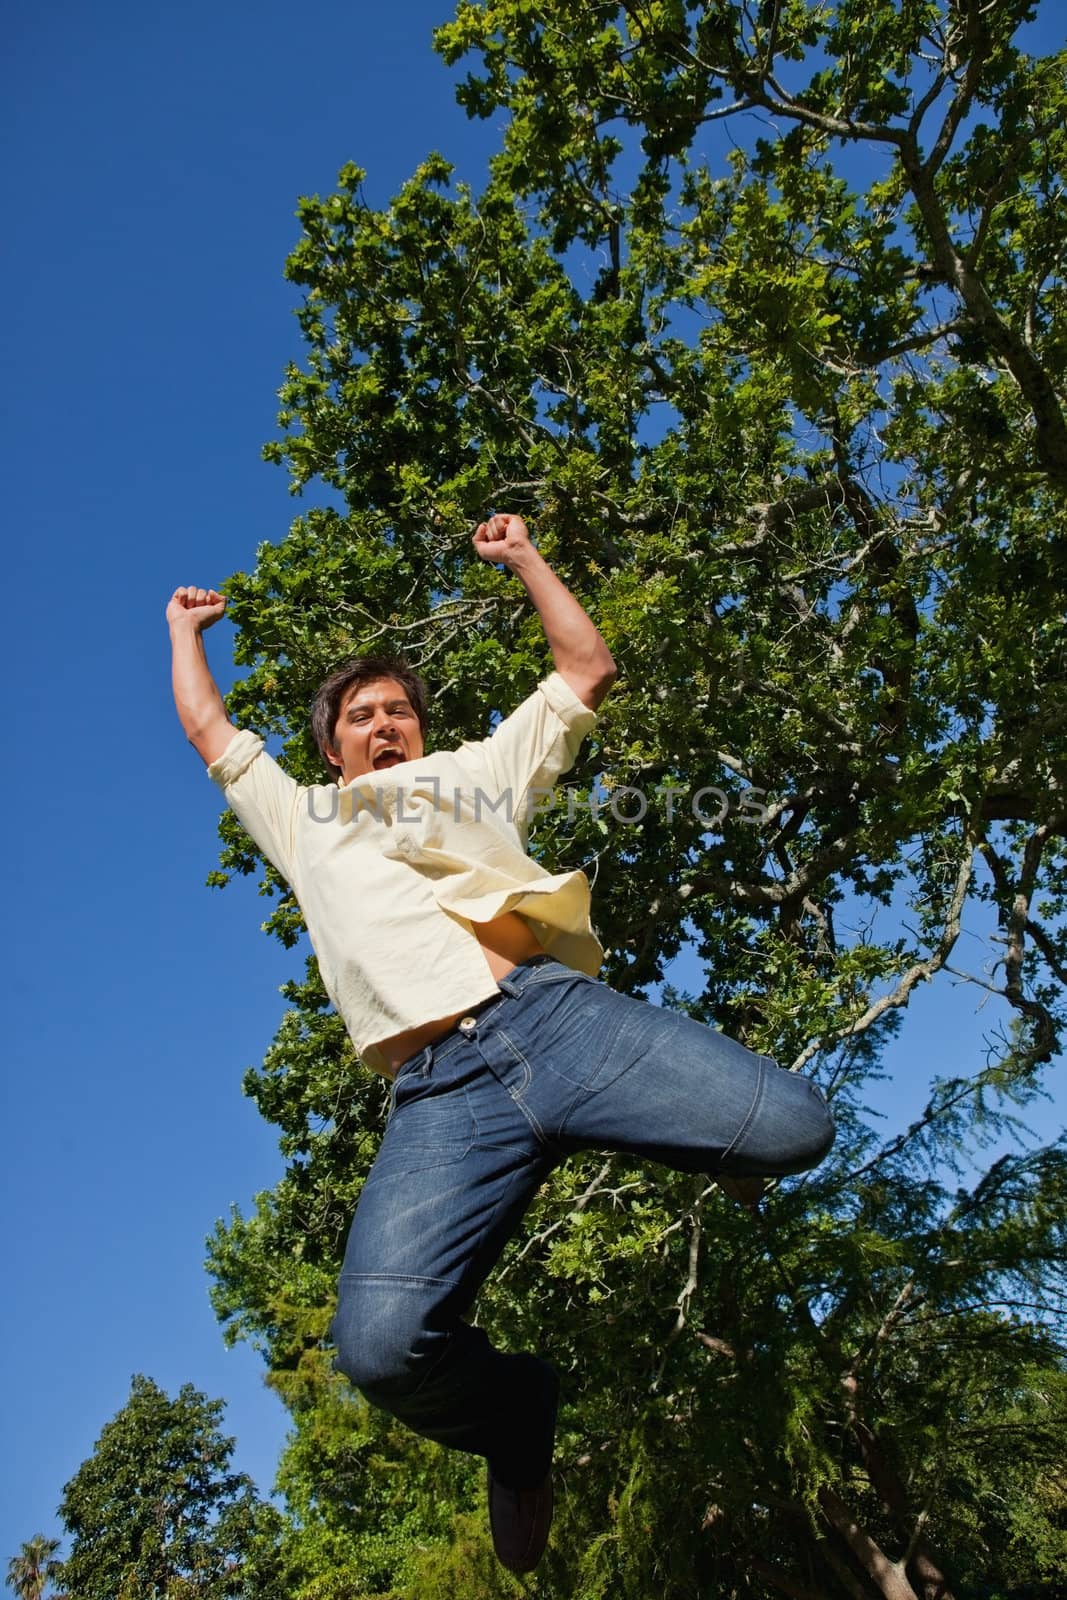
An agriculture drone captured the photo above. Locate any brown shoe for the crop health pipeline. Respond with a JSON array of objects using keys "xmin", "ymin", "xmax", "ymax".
[
  {"xmin": 715, "ymin": 1174, "xmax": 771, "ymax": 1213},
  {"xmin": 487, "ymin": 1464, "xmax": 554, "ymax": 1572}
]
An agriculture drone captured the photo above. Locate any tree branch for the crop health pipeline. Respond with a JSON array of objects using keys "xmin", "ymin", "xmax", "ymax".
[
  {"xmin": 899, "ymin": 132, "xmax": 1067, "ymax": 486},
  {"xmin": 790, "ymin": 829, "xmax": 976, "ymax": 1071},
  {"xmin": 818, "ymin": 1485, "xmax": 922, "ymax": 1600}
]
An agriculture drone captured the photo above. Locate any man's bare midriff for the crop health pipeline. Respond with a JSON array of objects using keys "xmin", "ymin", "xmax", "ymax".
[{"xmin": 377, "ymin": 911, "xmax": 546, "ymax": 1075}]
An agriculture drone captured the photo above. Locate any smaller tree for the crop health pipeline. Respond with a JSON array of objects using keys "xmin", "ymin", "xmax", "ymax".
[
  {"xmin": 56, "ymin": 1374, "xmax": 283, "ymax": 1599},
  {"xmin": 5, "ymin": 1536, "xmax": 63, "ymax": 1600}
]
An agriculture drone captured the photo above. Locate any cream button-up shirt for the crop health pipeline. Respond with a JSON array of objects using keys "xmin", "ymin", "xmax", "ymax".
[{"xmin": 207, "ymin": 672, "xmax": 603, "ymax": 1075}]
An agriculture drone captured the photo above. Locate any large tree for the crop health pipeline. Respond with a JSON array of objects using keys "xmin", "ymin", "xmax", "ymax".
[
  {"xmin": 56, "ymin": 1375, "xmax": 284, "ymax": 1599},
  {"xmin": 205, "ymin": 2, "xmax": 1067, "ymax": 1595}
]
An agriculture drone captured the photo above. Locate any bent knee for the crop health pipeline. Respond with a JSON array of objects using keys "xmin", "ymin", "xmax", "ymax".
[
  {"xmin": 728, "ymin": 1070, "xmax": 835, "ymax": 1178},
  {"xmin": 772, "ymin": 1076, "xmax": 835, "ymax": 1175},
  {"xmin": 331, "ymin": 1275, "xmax": 440, "ymax": 1402},
  {"xmin": 794, "ymin": 1100, "xmax": 835, "ymax": 1171}
]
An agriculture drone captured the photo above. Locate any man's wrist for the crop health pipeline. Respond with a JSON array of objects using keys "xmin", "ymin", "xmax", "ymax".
[
  {"xmin": 169, "ymin": 615, "xmax": 206, "ymax": 639},
  {"xmin": 504, "ymin": 543, "xmax": 548, "ymax": 582}
]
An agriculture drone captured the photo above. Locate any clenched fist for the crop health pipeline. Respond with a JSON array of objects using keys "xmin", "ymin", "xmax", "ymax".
[
  {"xmin": 472, "ymin": 513, "xmax": 536, "ymax": 570},
  {"xmin": 166, "ymin": 586, "xmax": 227, "ymax": 630}
]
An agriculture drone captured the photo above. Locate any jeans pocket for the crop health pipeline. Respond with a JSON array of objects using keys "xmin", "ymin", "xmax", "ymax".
[
  {"xmin": 381, "ymin": 1059, "xmax": 477, "ymax": 1165},
  {"xmin": 386, "ymin": 1051, "xmax": 429, "ymax": 1121}
]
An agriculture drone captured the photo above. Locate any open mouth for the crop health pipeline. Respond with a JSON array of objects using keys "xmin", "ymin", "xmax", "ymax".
[{"xmin": 373, "ymin": 749, "xmax": 404, "ymax": 769}]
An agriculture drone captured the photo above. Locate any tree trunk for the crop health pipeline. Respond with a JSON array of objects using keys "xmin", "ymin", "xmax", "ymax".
[{"xmin": 818, "ymin": 1486, "xmax": 920, "ymax": 1600}]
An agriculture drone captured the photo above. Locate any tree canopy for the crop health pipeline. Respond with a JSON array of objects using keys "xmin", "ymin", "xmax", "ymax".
[
  {"xmin": 203, "ymin": 2, "xmax": 1067, "ymax": 1595},
  {"xmin": 55, "ymin": 1375, "xmax": 283, "ymax": 1600}
]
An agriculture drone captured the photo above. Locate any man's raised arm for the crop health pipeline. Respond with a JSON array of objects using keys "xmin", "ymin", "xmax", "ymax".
[
  {"xmin": 472, "ymin": 515, "xmax": 617, "ymax": 711},
  {"xmin": 166, "ymin": 586, "xmax": 236, "ymax": 765}
]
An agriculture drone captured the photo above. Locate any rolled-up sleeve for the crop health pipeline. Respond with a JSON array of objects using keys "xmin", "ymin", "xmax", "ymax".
[
  {"xmin": 456, "ymin": 672, "xmax": 597, "ymax": 822},
  {"xmin": 207, "ymin": 729, "xmax": 304, "ymax": 884}
]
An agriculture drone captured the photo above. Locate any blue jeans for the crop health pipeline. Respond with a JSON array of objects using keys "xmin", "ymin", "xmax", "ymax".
[{"xmin": 331, "ymin": 956, "xmax": 834, "ymax": 1487}]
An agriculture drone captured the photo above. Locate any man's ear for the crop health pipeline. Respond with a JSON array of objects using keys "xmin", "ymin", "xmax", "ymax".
[{"xmin": 325, "ymin": 745, "xmax": 343, "ymax": 775}]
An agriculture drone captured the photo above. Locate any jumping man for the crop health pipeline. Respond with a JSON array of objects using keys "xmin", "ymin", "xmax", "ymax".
[{"xmin": 167, "ymin": 513, "xmax": 834, "ymax": 1573}]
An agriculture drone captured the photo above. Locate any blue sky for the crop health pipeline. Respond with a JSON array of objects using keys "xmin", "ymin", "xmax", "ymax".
[{"xmin": 3, "ymin": 0, "xmax": 1063, "ymax": 1571}]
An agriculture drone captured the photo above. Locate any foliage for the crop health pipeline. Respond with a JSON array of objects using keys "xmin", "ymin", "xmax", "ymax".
[
  {"xmin": 205, "ymin": 3, "xmax": 1067, "ymax": 1596},
  {"xmin": 55, "ymin": 1375, "xmax": 285, "ymax": 1599},
  {"xmin": 5, "ymin": 1536, "xmax": 63, "ymax": 1600}
]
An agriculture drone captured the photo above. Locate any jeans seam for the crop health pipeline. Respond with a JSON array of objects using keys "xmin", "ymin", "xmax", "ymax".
[
  {"xmin": 337, "ymin": 1270, "xmax": 461, "ymax": 1288},
  {"xmin": 373, "ymin": 1146, "xmax": 475, "ymax": 1169},
  {"xmin": 495, "ymin": 1033, "xmax": 532, "ymax": 1098},
  {"xmin": 334, "ymin": 1270, "xmax": 466, "ymax": 1405},
  {"xmin": 494, "ymin": 1030, "xmax": 551, "ymax": 1146},
  {"xmin": 555, "ymin": 1005, "xmax": 627, "ymax": 1139},
  {"xmin": 375, "ymin": 1095, "xmax": 477, "ymax": 1164},
  {"xmin": 719, "ymin": 1055, "xmax": 767, "ymax": 1166},
  {"xmin": 461, "ymin": 1082, "xmax": 539, "ymax": 1155}
]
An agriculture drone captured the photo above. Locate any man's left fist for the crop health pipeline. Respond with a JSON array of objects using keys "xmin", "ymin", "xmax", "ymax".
[{"xmin": 472, "ymin": 513, "xmax": 534, "ymax": 568}]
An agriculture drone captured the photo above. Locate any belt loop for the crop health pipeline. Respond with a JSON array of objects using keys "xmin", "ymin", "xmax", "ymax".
[{"xmin": 498, "ymin": 952, "xmax": 553, "ymax": 998}]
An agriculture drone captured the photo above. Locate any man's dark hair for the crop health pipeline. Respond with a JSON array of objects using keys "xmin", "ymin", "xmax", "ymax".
[{"xmin": 311, "ymin": 654, "xmax": 430, "ymax": 778}]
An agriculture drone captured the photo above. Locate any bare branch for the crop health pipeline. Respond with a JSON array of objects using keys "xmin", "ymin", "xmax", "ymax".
[
  {"xmin": 651, "ymin": 1181, "xmax": 706, "ymax": 1390},
  {"xmin": 920, "ymin": 1, "xmax": 988, "ymax": 184},
  {"xmin": 790, "ymin": 828, "xmax": 976, "ymax": 1071},
  {"xmin": 900, "ymin": 131, "xmax": 1067, "ymax": 486}
]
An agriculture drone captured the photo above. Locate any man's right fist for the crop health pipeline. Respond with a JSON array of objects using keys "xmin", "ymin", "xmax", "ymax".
[{"xmin": 166, "ymin": 587, "xmax": 227, "ymax": 629}]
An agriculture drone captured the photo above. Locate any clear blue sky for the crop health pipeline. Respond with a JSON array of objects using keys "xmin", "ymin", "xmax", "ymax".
[{"xmin": 3, "ymin": 0, "xmax": 1062, "ymax": 1570}]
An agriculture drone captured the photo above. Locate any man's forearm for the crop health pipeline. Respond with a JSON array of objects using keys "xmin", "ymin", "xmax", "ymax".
[
  {"xmin": 508, "ymin": 546, "xmax": 617, "ymax": 707},
  {"xmin": 170, "ymin": 621, "xmax": 232, "ymax": 748}
]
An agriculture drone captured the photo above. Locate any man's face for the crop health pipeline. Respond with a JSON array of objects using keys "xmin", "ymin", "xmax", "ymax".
[{"xmin": 327, "ymin": 677, "xmax": 426, "ymax": 784}]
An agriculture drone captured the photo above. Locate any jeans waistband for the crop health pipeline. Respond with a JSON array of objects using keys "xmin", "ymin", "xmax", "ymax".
[
  {"xmin": 496, "ymin": 951, "xmax": 556, "ymax": 995},
  {"xmin": 395, "ymin": 953, "xmax": 557, "ymax": 1076}
]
